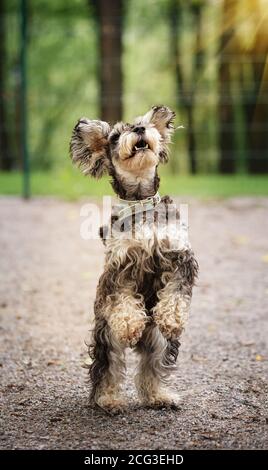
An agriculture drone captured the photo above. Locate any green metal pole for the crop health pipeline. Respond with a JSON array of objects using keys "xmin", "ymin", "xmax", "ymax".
[{"xmin": 20, "ymin": 0, "xmax": 30, "ymax": 198}]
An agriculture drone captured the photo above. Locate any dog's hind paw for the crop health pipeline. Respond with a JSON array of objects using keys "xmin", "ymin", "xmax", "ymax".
[
  {"xmin": 144, "ymin": 393, "xmax": 181, "ymax": 411},
  {"xmin": 95, "ymin": 395, "xmax": 127, "ymax": 415}
]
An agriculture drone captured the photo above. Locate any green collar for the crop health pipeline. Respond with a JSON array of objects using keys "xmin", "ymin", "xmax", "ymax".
[{"xmin": 116, "ymin": 192, "xmax": 161, "ymax": 221}]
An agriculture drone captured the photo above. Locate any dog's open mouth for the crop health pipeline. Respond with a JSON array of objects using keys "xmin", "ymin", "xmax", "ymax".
[
  {"xmin": 131, "ymin": 139, "xmax": 150, "ymax": 156},
  {"xmin": 134, "ymin": 139, "xmax": 149, "ymax": 151}
]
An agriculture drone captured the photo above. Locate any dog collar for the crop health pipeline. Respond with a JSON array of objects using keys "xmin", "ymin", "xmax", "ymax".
[{"xmin": 116, "ymin": 192, "xmax": 161, "ymax": 221}]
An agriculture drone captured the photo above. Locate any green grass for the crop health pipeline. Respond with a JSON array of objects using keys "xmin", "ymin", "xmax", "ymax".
[{"xmin": 0, "ymin": 170, "xmax": 268, "ymax": 200}]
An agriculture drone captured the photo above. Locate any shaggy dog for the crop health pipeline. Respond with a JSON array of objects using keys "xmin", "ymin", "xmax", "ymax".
[{"xmin": 70, "ymin": 105, "xmax": 198, "ymax": 413}]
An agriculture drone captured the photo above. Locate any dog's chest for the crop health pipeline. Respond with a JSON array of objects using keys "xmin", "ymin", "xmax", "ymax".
[{"xmin": 105, "ymin": 221, "xmax": 190, "ymax": 269}]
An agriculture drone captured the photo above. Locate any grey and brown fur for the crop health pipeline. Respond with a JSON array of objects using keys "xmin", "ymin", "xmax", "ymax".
[{"xmin": 70, "ymin": 106, "xmax": 198, "ymax": 412}]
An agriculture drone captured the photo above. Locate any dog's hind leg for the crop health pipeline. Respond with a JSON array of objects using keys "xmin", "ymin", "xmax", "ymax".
[
  {"xmin": 135, "ymin": 324, "xmax": 180, "ymax": 408},
  {"xmin": 89, "ymin": 286, "xmax": 148, "ymax": 413},
  {"xmin": 88, "ymin": 316, "xmax": 126, "ymax": 414}
]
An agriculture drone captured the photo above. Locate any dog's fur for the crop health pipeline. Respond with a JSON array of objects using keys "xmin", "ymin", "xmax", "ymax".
[{"xmin": 70, "ymin": 105, "xmax": 198, "ymax": 412}]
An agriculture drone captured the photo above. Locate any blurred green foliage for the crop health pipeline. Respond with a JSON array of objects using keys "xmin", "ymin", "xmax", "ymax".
[
  {"xmin": 5, "ymin": 0, "xmax": 98, "ymax": 169},
  {"xmin": 4, "ymin": 0, "xmax": 221, "ymax": 172},
  {"xmin": 2, "ymin": 0, "xmax": 268, "ymax": 182},
  {"xmin": 1, "ymin": 170, "xmax": 268, "ymax": 199}
]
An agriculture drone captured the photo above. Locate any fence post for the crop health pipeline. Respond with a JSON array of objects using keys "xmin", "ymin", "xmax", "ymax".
[{"xmin": 20, "ymin": 0, "xmax": 30, "ymax": 198}]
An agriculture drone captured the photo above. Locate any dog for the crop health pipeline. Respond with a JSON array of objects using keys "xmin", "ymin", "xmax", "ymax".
[{"xmin": 70, "ymin": 105, "xmax": 198, "ymax": 413}]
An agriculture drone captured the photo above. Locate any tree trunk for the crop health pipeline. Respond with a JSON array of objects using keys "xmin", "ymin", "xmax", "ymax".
[
  {"xmin": 189, "ymin": 2, "xmax": 204, "ymax": 175},
  {"xmin": 185, "ymin": 104, "xmax": 197, "ymax": 174},
  {"xmin": 243, "ymin": 10, "xmax": 268, "ymax": 174},
  {"xmin": 247, "ymin": 55, "xmax": 268, "ymax": 173},
  {"xmin": 218, "ymin": 57, "xmax": 236, "ymax": 173},
  {"xmin": 218, "ymin": 0, "xmax": 236, "ymax": 173},
  {"xmin": 93, "ymin": 0, "xmax": 123, "ymax": 124},
  {"xmin": 0, "ymin": 0, "xmax": 13, "ymax": 170},
  {"xmin": 169, "ymin": 0, "xmax": 204, "ymax": 174}
]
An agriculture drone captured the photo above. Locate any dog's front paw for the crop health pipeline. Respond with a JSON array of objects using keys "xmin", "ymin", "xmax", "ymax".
[
  {"xmin": 153, "ymin": 295, "xmax": 190, "ymax": 340},
  {"xmin": 153, "ymin": 314, "xmax": 183, "ymax": 340},
  {"xmin": 126, "ymin": 317, "xmax": 147, "ymax": 347},
  {"xmin": 110, "ymin": 314, "xmax": 147, "ymax": 347}
]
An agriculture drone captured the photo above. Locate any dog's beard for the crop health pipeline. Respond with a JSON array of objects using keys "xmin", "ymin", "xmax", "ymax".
[{"xmin": 117, "ymin": 128, "xmax": 160, "ymax": 172}]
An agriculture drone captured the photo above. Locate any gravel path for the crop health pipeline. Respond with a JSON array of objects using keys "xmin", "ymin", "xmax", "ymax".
[{"xmin": 0, "ymin": 196, "xmax": 268, "ymax": 450}]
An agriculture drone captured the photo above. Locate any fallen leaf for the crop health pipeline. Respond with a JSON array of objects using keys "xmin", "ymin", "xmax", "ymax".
[
  {"xmin": 207, "ymin": 324, "xmax": 216, "ymax": 332},
  {"xmin": 239, "ymin": 341, "xmax": 255, "ymax": 347},
  {"xmin": 255, "ymin": 354, "xmax": 264, "ymax": 361},
  {"xmin": 231, "ymin": 235, "xmax": 249, "ymax": 246},
  {"xmin": 255, "ymin": 354, "xmax": 265, "ymax": 361},
  {"xmin": 234, "ymin": 298, "xmax": 243, "ymax": 306},
  {"xmin": 21, "ymin": 284, "xmax": 31, "ymax": 292},
  {"xmin": 81, "ymin": 271, "xmax": 93, "ymax": 280},
  {"xmin": 81, "ymin": 357, "xmax": 92, "ymax": 368},
  {"xmin": 67, "ymin": 210, "xmax": 77, "ymax": 221},
  {"xmin": 262, "ymin": 255, "xmax": 268, "ymax": 263},
  {"xmin": 191, "ymin": 354, "xmax": 208, "ymax": 363},
  {"xmin": 47, "ymin": 360, "xmax": 62, "ymax": 366}
]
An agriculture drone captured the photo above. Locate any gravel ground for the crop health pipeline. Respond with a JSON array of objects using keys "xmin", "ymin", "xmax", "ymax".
[{"xmin": 0, "ymin": 196, "xmax": 268, "ymax": 450}]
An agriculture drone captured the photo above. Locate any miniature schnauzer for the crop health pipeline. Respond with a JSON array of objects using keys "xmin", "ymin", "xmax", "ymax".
[{"xmin": 70, "ymin": 105, "xmax": 198, "ymax": 413}]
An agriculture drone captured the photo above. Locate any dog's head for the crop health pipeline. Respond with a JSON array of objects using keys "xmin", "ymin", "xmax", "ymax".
[{"xmin": 70, "ymin": 105, "xmax": 176, "ymax": 198}]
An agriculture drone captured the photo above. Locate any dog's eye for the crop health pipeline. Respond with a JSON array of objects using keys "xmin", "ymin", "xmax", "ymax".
[{"xmin": 109, "ymin": 133, "xmax": 120, "ymax": 145}]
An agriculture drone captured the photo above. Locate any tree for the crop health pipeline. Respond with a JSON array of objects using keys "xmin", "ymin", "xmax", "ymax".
[
  {"xmin": 91, "ymin": 0, "xmax": 123, "ymax": 123},
  {"xmin": 218, "ymin": 0, "xmax": 268, "ymax": 174},
  {"xmin": 238, "ymin": 0, "xmax": 268, "ymax": 173},
  {"xmin": 169, "ymin": 0, "xmax": 205, "ymax": 174},
  {"xmin": 0, "ymin": 0, "xmax": 13, "ymax": 170},
  {"xmin": 218, "ymin": 0, "xmax": 237, "ymax": 173}
]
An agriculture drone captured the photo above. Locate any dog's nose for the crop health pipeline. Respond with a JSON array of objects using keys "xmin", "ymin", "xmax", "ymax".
[{"xmin": 133, "ymin": 126, "xmax": 145, "ymax": 135}]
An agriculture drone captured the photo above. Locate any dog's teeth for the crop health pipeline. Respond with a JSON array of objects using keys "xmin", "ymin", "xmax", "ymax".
[{"xmin": 134, "ymin": 144, "xmax": 148, "ymax": 151}]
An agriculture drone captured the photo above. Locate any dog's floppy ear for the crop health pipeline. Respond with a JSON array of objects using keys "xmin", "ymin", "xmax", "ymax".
[
  {"xmin": 70, "ymin": 118, "xmax": 110, "ymax": 178},
  {"xmin": 143, "ymin": 105, "xmax": 176, "ymax": 163}
]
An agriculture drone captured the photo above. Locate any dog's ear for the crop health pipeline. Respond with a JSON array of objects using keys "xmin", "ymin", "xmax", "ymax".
[
  {"xmin": 142, "ymin": 105, "xmax": 176, "ymax": 163},
  {"xmin": 70, "ymin": 118, "xmax": 110, "ymax": 178}
]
